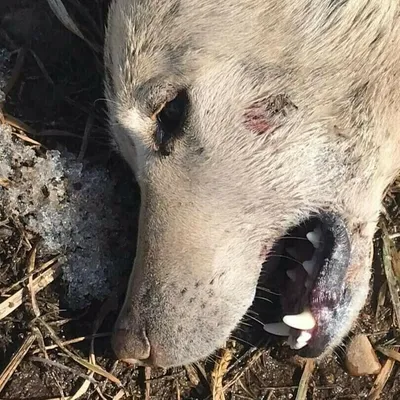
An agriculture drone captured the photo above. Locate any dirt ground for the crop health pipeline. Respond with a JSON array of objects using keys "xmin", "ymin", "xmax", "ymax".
[{"xmin": 0, "ymin": 1, "xmax": 399, "ymax": 399}]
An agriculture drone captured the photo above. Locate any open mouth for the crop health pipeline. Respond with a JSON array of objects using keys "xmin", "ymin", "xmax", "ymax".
[{"xmin": 263, "ymin": 213, "xmax": 351, "ymax": 357}]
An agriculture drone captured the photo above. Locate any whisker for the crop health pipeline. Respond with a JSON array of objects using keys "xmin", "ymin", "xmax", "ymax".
[
  {"xmin": 230, "ymin": 335, "xmax": 256, "ymax": 348},
  {"xmin": 272, "ymin": 236, "xmax": 310, "ymax": 242},
  {"xmin": 238, "ymin": 320, "xmax": 252, "ymax": 328},
  {"xmin": 243, "ymin": 313, "xmax": 264, "ymax": 326},
  {"xmin": 256, "ymin": 286, "xmax": 279, "ymax": 296},
  {"xmin": 254, "ymin": 296, "xmax": 272, "ymax": 303},
  {"xmin": 266, "ymin": 254, "xmax": 305, "ymax": 267}
]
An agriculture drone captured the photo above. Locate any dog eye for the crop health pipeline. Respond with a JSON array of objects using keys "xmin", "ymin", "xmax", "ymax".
[{"xmin": 154, "ymin": 90, "xmax": 188, "ymax": 156}]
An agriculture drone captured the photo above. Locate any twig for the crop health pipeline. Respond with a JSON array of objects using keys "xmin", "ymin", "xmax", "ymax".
[
  {"xmin": 376, "ymin": 346, "xmax": 400, "ymax": 363},
  {"xmin": 37, "ymin": 318, "xmax": 122, "ymax": 386},
  {"xmin": 0, "ymin": 262, "xmax": 62, "ymax": 320},
  {"xmin": 1, "ymin": 256, "xmax": 60, "ymax": 296},
  {"xmin": 145, "ymin": 367, "xmax": 151, "ymax": 400},
  {"xmin": 295, "ymin": 359, "xmax": 315, "ymax": 400},
  {"xmin": 381, "ymin": 228, "xmax": 400, "ymax": 328},
  {"xmin": 3, "ymin": 113, "xmax": 37, "ymax": 136},
  {"xmin": 175, "ymin": 379, "xmax": 181, "ymax": 400},
  {"xmin": 90, "ymin": 295, "xmax": 120, "ymax": 400},
  {"xmin": 112, "ymin": 389, "xmax": 126, "ymax": 400},
  {"xmin": 0, "ymin": 334, "xmax": 36, "ymax": 394},
  {"xmin": 222, "ymin": 348, "xmax": 264, "ymax": 391},
  {"xmin": 185, "ymin": 364, "xmax": 200, "ymax": 386},
  {"xmin": 31, "ymin": 332, "xmax": 111, "ymax": 353},
  {"xmin": 368, "ymin": 358, "xmax": 395, "ymax": 400},
  {"xmin": 69, "ymin": 378, "xmax": 92, "ymax": 400},
  {"xmin": 30, "ymin": 356, "xmax": 98, "ymax": 384},
  {"xmin": 27, "ymin": 246, "xmax": 41, "ymax": 318}
]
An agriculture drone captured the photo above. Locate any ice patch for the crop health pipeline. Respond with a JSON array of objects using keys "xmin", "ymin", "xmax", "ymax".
[{"xmin": 0, "ymin": 124, "xmax": 137, "ymax": 309}]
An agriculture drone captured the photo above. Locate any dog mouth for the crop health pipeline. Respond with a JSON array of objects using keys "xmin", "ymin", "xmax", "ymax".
[{"xmin": 263, "ymin": 213, "xmax": 351, "ymax": 357}]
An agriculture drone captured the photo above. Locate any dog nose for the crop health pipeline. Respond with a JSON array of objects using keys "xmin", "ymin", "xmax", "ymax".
[{"xmin": 111, "ymin": 327, "xmax": 151, "ymax": 364}]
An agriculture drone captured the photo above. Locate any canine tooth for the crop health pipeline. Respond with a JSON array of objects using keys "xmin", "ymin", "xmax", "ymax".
[
  {"xmin": 293, "ymin": 341, "xmax": 308, "ymax": 350},
  {"xmin": 263, "ymin": 322, "xmax": 291, "ymax": 336},
  {"xmin": 302, "ymin": 259, "xmax": 315, "ymax": 275},
  {"xmin": 306, "ymin": 227, "xmax": 322, "ymax": 248},
  {"xmin": 283, "ymin": 308, "xmax": 316, "ymax": 330},
  {"xmin": 286, "ymin": 269, "xmax": 297, "ymax": 281},
  {"xmin": 297, "ymin": 331, "xmax": 312, "ymax": 342}
]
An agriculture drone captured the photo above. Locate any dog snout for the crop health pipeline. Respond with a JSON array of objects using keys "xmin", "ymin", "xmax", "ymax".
[{"xmin": 111, "ymin": 324, "xmax": 151, "ymax": 364}]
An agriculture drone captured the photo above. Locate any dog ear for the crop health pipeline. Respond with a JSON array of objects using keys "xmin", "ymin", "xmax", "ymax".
[{"xmin": 244, "ymin": 94, "xmax": 298, "ymax": 135}]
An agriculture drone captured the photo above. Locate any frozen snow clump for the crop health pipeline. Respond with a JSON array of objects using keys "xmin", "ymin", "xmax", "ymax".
[{"xmin": 0, "ymin": 124, "xmax": 137, "ymax": 308}]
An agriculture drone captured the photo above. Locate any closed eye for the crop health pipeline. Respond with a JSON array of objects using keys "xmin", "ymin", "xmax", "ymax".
[{"xmin": 153, "ymin": 90, "xmax": 189, "ymax": 156}]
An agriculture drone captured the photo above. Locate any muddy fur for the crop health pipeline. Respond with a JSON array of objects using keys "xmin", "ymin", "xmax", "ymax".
[{"xmin": 104, "ymin": 0, "xmax": 400, "ymax": 367}]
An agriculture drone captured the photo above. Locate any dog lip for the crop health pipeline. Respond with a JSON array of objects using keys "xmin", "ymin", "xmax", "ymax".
[
  {"xmin": 303, "ymin": 212, "xmax": 351, "ymax": 356},
  {"xmin": 272, "ymin": 212, "xmax": 351, "ymax": 356}
]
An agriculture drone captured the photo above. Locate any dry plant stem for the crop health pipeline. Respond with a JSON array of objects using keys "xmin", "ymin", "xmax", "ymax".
[
  {"xmin": 382, "ymin": 228, "xmax": 400, "ymax": 328},
  {"xmin": 27, "ymin": 246, "xmax": 41, "ymax": 318},
  {"xmin": 145, "ymin": 367, "xmax": 151, "ymax": 400},
  {"xmin": 175, "ymin": 379, "xmax": 181, "ymax": 400},
  {"xmin": 368, "ymin": 358, "xmax": 395, "ymax": 400},
  {"xmin": 112, "ymin": 389, "xmax": 126, "ymax": 400},
  {"xmin": 1, "ymin": 256, "xmax": 60, "ymax": 296},
  {"xmin": 69, "ymin": 379, "xmax": 92, "ymax": 400},
  {"xmin": 45, "ymin": 0, "xmax": 101, "ymax": 53},
  {"xmin": 30, "ymin": 356, "xmax": 98, "ymax": 384},
  {"xmin": 376, "ymin": 346, "xmax": 400, "ymax": 363},
  {"xmin": 375, "ymin": 281, "xmax": 387, "ymax": 326},
  {"xmin": 0, "ymin": 334, "xmax": 36, "ymax": 394},
  {"xmin": 2, "ymin": 48, "xmax": 27, "ymax": 98},
  {"xmin": 295, "ymin": 359, "xmax": 315, "ymax": 400},
  {"xmin": 0, "ymin": 262, "xmax": 62, "ymax": 320},
  {"xmin": 185, "ymin": 364, "xmax": 200, "ymax": 386},
  {"xmin": 0, "ymin": 178, "xmax": 10, "ymax": 188},
  {"xmin": 32, "ymin": 325, "xmax": 49, "ymax": 360},
  {"xmin": 31, "ymin": 333, "xmax": 111, "ymax": 353},
  {"xmin": 222, "ymin": 348, "xmax": 264, "ymax": 391},
  {"xmin": 90, "ymin": 297, "xmax": 119, "ymax": 400},
  {"xmin": 211, "ymin": 348, "xmax": 233, "ymax": 400},
  {"xmin": 78, "ymin": 112, "xmax": 94, "ymax": 162},
  {"xmin": 37, "ymin": 318, "xmax": 122, "ymax": 386},
  {"xmin": 29, "ymin": 49, "xmax": 54, "ymax": 85},
  {"xmin": 3, "ymin": 113, "xmax": 37, "ymax": 136}
]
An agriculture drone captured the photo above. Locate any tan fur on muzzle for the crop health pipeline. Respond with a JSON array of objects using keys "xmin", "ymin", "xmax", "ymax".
[{"xmin": 104, "ymin": 0, "xmax": 400, "ymax": 367}]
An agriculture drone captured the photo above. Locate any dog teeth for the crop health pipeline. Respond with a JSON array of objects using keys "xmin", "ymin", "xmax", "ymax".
[
  {"xmin": 287, "ymin": 335, "xmax": 297, "ymax": 348},
  {"xmin": 286, "ymin": 269, "xmax": 297, "ymax": 281},
  {"xmin": 263, "ymin": 322, "xmax": 291, "ymax": 336},
  {"xmin": 306, "ymin": 227, "xmax": 322, "ymax": 248},
  {"xmin": 292, "ymin": 341, "xmax": 308, "ymax": 350},
  {"xmin": 283, "ymin": 308, "xmax": 316, "ymax": 330},
  {"xmin": 302, "ymin": 258, "xmax": 316, "ymax": 275},
  {"xmin": 297, "ymin": 331, "xmax": 312, "ymax": 342},
  {"xmin": 288, "ymin": 331, "xmax": 313, "ymax": 350}
]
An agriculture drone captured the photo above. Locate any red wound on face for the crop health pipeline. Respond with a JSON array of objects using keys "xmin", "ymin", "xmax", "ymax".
[
  {"xmin": 244, "ymin": 94, "xmax": 297, "ymax": 135},
  {"xmin": 244, "ymin": 104, "xmax": 272, "ymax": 134}
]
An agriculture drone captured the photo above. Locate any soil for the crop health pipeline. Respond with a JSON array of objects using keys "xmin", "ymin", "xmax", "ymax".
[{"xmin": 0, "ymin": 1, "xmax": 399, "ymax": 399}]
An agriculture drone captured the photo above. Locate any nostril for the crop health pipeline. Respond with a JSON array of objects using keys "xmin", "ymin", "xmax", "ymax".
[{"xmin": 111, "ymin": 327, "xmax": 151, "ymax": 362}]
